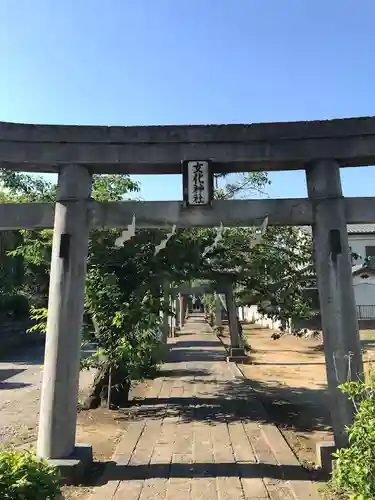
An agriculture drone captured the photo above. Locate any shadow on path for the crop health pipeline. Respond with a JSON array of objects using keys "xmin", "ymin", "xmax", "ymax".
[
  {"xmin": 0, "ymin": 368, "xmax": 25, "ymax": 383},
  {"xmin": 173, "ymin": 340, "xmax": 221, "ymax": 348},
  {"xmin": 91, "ymin": 461, "xmax": 324, "ymax": 485},
  {"xmin": 124, "ymin": 393, "xmax": 266, "ymax": 424},
  {"xmin": 247, "ymin": 378, "xmax": 332, "ymax": 433},
  {"xmin": 167, "ymin": 350, "xmax": 225, "ymax": 363},
  {"xmin": 160, "ymin": 369, "xmax": 210, "ymax": 378},
  {"xmin": 0, "ymin": 381, "xmax": 31, "ymax": 390},
  {"xmin": 0, "ymin": 345, "xmax": 44, "ymax": 365}
]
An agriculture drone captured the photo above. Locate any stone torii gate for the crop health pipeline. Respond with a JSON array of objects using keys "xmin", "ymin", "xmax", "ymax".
[
  {"xmin": 1, "ymin": 117, "xmax": 375, "ymax": 473},
  {"xmin": 169, "ymin": 273, "xmax": 244, "ymax": 355},
  {"xmin": 163, "ymin": 283, "xmax": 214, "ymax": 338},
  {"xmin": 169, "ymin": 281, "xmax": 242, "ymax": 350}
]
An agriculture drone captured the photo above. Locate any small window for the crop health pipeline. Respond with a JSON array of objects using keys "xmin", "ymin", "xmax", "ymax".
[{"xmin": 366, "ymin": 246, "xmax": 375, "ymax": 257}]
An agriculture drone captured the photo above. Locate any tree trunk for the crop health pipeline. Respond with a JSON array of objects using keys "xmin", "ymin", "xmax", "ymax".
[{"xmin": 82, "ymin": 366, "xmax": 131, "ymax": 410}]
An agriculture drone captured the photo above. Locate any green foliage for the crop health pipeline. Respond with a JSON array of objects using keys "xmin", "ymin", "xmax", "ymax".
[
  {"xmin": 202, "ymin": 293, "xmax": 216, "ymax": 326},
  {"xmin": 0, "ymin": 231, "xmax": 24, "ymax": 299},
  {"xmin": 0, "ymin": 168, "xmax": 313, "ymax": 400},
  {"xmin": 0, "ymin": 171, "xmax": 58, "ymax": 308},
  {"xmin": 0, "ymin": 169, "xmax": 313, "ymax": 329},
  {"xmin": 0, "ymin": 449, "xmax": 61, "ymax": 500},
  {"xmin": 198, "ymin": 224, "xmax": 313, "ymax": 325},
  {"xmin": 1, "ymin": 172, "xmax": 184, "ymax": 404},
  {"xmin": 81, "ymin": 225, "xmax": 199, "ymax": 388},
  {"xmin": 27, "ymin": 307, "xmax": 48, "ymax": 334},
  {"xmin": 214, "ymin": 172, "xmax": 270, "ymax": 199},
  {"xmin": 0, "ymin": 171, "xmax": 140, "ymax": 310},
  {"xmin": 203, "ymin": 293, "xmax": 216, "ymax": 316},
  {"xmin": 330, "ymin": 373, "xmax": 375, "ymax": 500},
  {"xmin": 83, "ymin": 257, "xmax": 165, "ymax": 384},
  {"xmin": 91, "ymin": 174, "xmax": 139, "ymax": 201},
  {"xmin": 0, "ymin": 171, "xmax": 57, "ymax": 202}
]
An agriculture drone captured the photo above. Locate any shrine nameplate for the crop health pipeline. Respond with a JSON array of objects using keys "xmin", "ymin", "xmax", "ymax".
[{"xmin": 182, "ymin": 160, "xmax": 214, "ymax": 206}]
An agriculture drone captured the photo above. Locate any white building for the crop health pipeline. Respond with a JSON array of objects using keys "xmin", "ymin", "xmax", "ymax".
[
  {"xmin": 349, "ymin": 224, "xmax": 375, "ymax": 320},
  {"xmin": 349, "ymin": 224, "xmax": 375, "ymax": 266}
]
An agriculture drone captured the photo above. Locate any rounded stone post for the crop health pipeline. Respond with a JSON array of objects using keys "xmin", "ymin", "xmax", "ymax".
[
  {"xmin": 306, "ymin": 159, "xmax": 364, "ymax": 448},
  {"xmin": 162, "ymin": 280, "xmax": 170, "ymax": 343},
  {"xmin": 37, "ymin": 165, "xmax": 92, "ymax": 460},
  {"xmin": 225, "ymin": 284, "xmax": 240, "ymax": 348},
  {"xmin": 215, "ymin": 293, "xmax": 222, "ymax": 327},
  {"xmin": 169, "ymin": 295, "xmax": 176, "ymax": 337},
  {"xmin": 175, "ymin": 294, "xmax": 180, "ymax": 330},
  {"xmin": 179, "ymin": 293, "xmax": 185, "ymax": 327}
]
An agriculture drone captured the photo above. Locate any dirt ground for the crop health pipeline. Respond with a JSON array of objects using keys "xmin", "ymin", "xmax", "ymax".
[
  {"xmin": 60, "ymin": 380, "xmax": 153, "ymax": 500},
  {"xmin": 0, "ymin": 344, "xmax": 99, "ymax": 450},
  {"xmin": 223, "ymin": 322, "xmax": 375, "ymax": 469},
  {"xmin": 0, "ymin": 344, "xmax": 153, "ymax": 499},
  {"xmin": 61, "ymin": 408, "xmax": 122, "ymax": 500}
]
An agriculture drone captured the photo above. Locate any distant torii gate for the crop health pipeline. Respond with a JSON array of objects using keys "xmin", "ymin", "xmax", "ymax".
[
  {"xmin": 169, "ymin": 279, "xmax": 242, "ymax": 353},
  {"xmin": 0, "ymin": 117, "xmax": 374, "ymax": 474}
]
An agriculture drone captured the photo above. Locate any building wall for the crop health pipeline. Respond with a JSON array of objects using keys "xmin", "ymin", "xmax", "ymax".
[
  {"xmin": 237, "ymin": 305, "xmax": 289, "ymax": 332},
  {"xmin": 348, "ymin": 233, "xmax": 375, "ymax": 308},
  {"xmin": 349, "ymin": 234, "xmax": 375, "ymax": 265},
  {"xmin": 237, "ymin": 282, "xmax": 375, "ymax": 334},
  {"xmin": 353, "ymin": 279, "xmax": 375, "ymax": 306}
]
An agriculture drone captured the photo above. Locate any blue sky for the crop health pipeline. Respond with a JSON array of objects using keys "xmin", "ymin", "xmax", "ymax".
[{"xmin": 1, "ymin": 0, "xmax": 375, "ymax": 201}]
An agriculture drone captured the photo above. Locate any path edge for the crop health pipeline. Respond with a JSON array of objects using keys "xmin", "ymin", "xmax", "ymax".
[{"xmin": 213, "ymin": 323, "xmax": 322, "ymax": 499}]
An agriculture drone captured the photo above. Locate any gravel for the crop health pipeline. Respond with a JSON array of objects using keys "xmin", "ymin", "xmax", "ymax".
[{"xmin": 0, "ymin": 344, "xmax": 96, "ymax": 449}]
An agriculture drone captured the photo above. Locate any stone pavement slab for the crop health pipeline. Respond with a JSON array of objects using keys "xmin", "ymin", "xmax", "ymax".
[{"xmin": 89, "ymin": 314, "xmax": 321, "ymax": 500}]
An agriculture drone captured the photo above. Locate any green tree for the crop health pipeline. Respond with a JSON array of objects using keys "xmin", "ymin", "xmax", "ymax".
[
  {"xmin": 0, "ymin": 170, "xmax": 204, "ymax": 407},
  {"xmin": 0, "ymin": 168, "xmax": 314, "ymax": 409}
]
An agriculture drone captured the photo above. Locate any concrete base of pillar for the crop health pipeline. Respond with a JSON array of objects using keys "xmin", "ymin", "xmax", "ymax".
[
  {"xmin": 316, "ymin": 441, "xmax": 336, "ymax": 473},
  {"xmin": 47, "ymin": 444, "xmax": 93, "ymax": 486},
  {"xmin": 226, "ymin": 347, "xmax": 249, "ymax": 363}
]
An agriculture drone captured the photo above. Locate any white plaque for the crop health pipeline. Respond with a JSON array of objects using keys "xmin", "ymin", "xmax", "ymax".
[{"xmin": 187, "ymin": 160, "xmax": 210, "ymax": 205}]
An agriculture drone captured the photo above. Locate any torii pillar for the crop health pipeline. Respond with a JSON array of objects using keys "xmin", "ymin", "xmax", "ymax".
[
  {"xmin": 225, "ymin": 282, "xmax": 246, "ymax": 361},
  {"xmin": 174, "ymin": 293, "xmax": 180, "ymax": 330},
  {"xmin": 306, "ymin": 159, "xmax": 363, "ymax": 450},
  {"xmin": 179, "ymin": 293, "xmax": 186, "ymax": 328},
  {"xmin": 215, "ymin": 293, "xmax": 223, "ymax": 328},
  {"xmin": 37, "ymin": 165, "xmax": 93, "ymax": 477},
  {"xmin": 169, "ymin": 293, "xmax": 176, "ymax": 337},
  {"xmin": 162, "ymin": 280, "xmax": 170, "ymax": 343}
]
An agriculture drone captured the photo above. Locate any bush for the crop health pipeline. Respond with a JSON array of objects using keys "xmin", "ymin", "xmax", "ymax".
[
  {"xmin": 330, "ymin": 375, "xmax": 375, "ymax": 500},
  {"xmin": 0, "ymin": 449, "xmax": 62, "ymax": 499},
  {"xmin": 0, "ymin": 294, "xmax": 29, "ymax": 318}
]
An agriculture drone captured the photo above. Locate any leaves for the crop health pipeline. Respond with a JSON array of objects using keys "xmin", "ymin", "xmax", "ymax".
[
  {"xmin": 0, "ymin": 449, "xmax": 61, "ymax": 499},
  {"xmin": 330, "ymin": 373, "xmax": 375, "ymax": 499},
  {"xmin": 91, "ymin": 174, "xmax": 139, "ymax": 202},
  {"xmin": 27, "ymin": 307, "xmax": 48, "ymax": 334},
  {"xmin": 1, "ymin": 169, "xmax": 313, "ymax": 387}
]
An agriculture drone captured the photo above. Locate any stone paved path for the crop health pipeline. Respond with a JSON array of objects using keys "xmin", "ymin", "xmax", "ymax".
[{"xmin": 89, "ymin": 314, "xmax": 320, "ymax": 500}]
